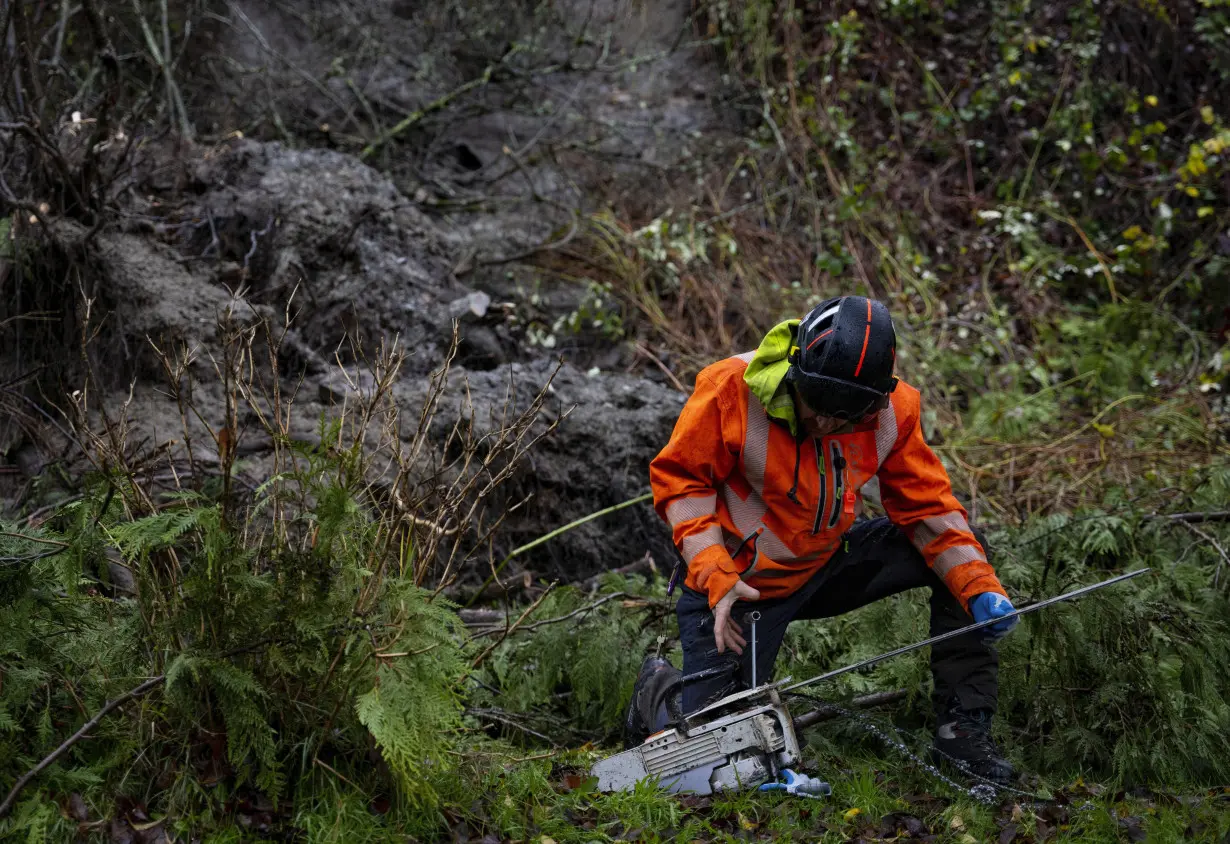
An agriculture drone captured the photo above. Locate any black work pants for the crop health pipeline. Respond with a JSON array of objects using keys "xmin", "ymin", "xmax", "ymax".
[{"xmin": 675, "ymin": 517, "xmax": 998, "ymax": 717}]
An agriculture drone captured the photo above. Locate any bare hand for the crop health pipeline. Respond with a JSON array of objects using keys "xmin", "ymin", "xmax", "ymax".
[{"xmin": 713, "ymin": 580, "xmax": 762, "ymax": 655}]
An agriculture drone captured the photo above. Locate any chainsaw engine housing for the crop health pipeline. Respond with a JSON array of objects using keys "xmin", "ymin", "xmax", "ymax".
[{"xmin": 592, "ymin": 683, "xmax": 802, "ymax": 795}]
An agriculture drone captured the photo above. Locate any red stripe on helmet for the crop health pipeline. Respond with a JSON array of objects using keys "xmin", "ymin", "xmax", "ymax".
[
  {"xmin": 853, "ymin": 299, "xmax": 872, "ymax": 377},
  {"xmin": 806, "ymin": 328, "xmax": 833, "ymax": 351}
]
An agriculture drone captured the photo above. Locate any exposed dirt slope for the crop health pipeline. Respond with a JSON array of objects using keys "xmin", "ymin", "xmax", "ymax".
[{"xmin": 2, "ymin": 0, "xmax": 741, "ymax": 586}]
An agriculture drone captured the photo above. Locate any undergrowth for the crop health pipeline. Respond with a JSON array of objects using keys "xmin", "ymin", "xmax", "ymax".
[{"xmin": 3, "ymin": 0, "xmax": 1230, "ymax": 841}]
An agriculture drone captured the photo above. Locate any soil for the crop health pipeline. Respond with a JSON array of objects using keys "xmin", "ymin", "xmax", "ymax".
[{"xmin": 0, "ymin": 0, "xmax": 743, "ymax": 586}]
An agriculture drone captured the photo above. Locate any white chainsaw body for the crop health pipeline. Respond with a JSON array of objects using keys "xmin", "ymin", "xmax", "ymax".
[{"xmin": 592, "ymin": 682, "xmax": 802, "ymax": 795}]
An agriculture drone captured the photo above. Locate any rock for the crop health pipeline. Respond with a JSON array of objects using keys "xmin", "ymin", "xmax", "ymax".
[
  {"xmin": 413, "ymin": 359, "xmax": 686, "ymax": 584},
  {"xmin": 457, "ymin": 324, "xmax": 506, "ymax": 370},
  {"xmin": 106, "ymin": 554, "xmax": 137, "ymax": 596},
  {"xmin": 448, "ymin": 291, "xmax": 492, "ymax": 320},
  {"xmin": 176, "ymin": 140, "xmax": 461, "ymax": 376}
]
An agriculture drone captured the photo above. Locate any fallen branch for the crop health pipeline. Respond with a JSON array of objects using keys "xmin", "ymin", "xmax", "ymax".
[
  {"xmin": 1172, "ymin": 519, "xmax": 1230, "ymax": 588},
  {"xmin": 457, "ymin": 553, "xmax": 658, "ymax": 625},
  {"xmin": 792, "ymin": 689, "xmax": 910, "ymax": 730},
  {"xmin": 0, "ymin": 637, "xmax": 273, "ymax": 818},
  {"xmin": 634, "ymin": 343, "xmax": 688, "ymax": 394},
  {"xmin": 468, "ymin": 591, "xmax": 648, "ymax": 639},
  {"xmin": 0, "ymin": 675, "xmax": 165, "ymax": 818},
  {"xmin": 578, "ymin": 552, "xmax": 658, "ymax": 593},
  {"xmin": 360, "ymin": 48, "xmax": 521, "ymax": 161},
  {"xmin": 468, "ymin": 581, "xmax": 557, "ymax": 669},
  {"xmin": 459, "ymin": 554, "xmax": 658, "ymax": 634},
  {"xmin": 1148, "ymin": 510, "xmax": 1230, "ymax": 524},
  {"xmin": 466, "ymin": 707, "xmax": 559, "ymax": 746},
  {"xmin": 463, "ymin": 492, "xmax": 654, "ymax": 609},
  {"xmin": 458, "ymin": 607, "xmax": 506, "ymax": 626}
]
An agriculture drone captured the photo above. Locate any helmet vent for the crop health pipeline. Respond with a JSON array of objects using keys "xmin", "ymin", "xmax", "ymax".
[{"xmin": 805, "ymin": 301, "xmax": 843, "ymax": 333}]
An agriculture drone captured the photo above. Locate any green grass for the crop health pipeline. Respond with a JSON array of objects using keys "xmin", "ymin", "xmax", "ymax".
[{"xmin": 422, "ymin": 745, "xmax": 1230, "ymax": 843}]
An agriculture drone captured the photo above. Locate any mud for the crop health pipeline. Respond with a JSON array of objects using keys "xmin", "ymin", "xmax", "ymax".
[{"xmin": 1, "ymin": 0, "xmax": 737, "ymax": 583}]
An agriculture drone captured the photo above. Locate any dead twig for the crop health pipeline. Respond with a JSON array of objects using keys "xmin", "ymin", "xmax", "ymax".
[
  {"xmin": 360, "ymin": 47, "xmax": 522, "ymax": 161},
  {"xmin": 453, "ymin": 214, "xmax": 580, "ymax": 276},
  {"xmin": 464, "ymin": 493, "xmax": 654, "ymax": 608},
  {"xmin": 1148, "ymin": 510, "xmax": 1230, "ymax": 524},
  {"xmin": 469, "ymin": 592, "xmax": 644, "ymax": 639},
  {"xmin": 1172, "ymin": 520, "xmax": 1230, "ymax": 588},
  {"xmin": 634, "ymin": 343, "xmax": 687, "ymax": 394},
  {"xmin": 459, "ymin": 553, "xmax": 657, "ymax": 628},
  {"xmin": 224, "ymin": 0, "xmax": 352, "ymax": 125},
  {"xmin": 1060, "ymin": 214, "xmax": 1119, "ymax": 304},
  {"xmin": 579, "ymin": 552, "xmax": 657, "ymax": 593},
  {"xmin": 0, "ymin": 531, "xmax": 71, "ymax": 547},
  {"xmin": 0, "ymin": 675, "xmax": 165, "ymax": 818},
  {"xmin": 466, "ymin": 707, "xmax": 559, "ymax": 746},
  {"xmin": 468, "ymin": 581, "xmax": 557, "ymax": 670}
]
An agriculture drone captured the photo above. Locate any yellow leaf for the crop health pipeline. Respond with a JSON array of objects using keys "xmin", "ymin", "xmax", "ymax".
[
  {"xmin": 1122, "ymin": 225, "xmax": 1143, "ymax": 241},
  {"xmin": 1205, "ymin": 137, "xmax": 1225, "ymax": 154},
  {"xmin": 539, "ymin": 837, "xmax": 557, "ymax": 844},
  {"xmin": 1202, "ymin": 105, "xmax": 1216, "ymax": 125},
  {"xmin": 1186, "ymin": 186, "xmax": 1200, "ymax": 197},
  {"xmin": 1092, "ymin": 422, "xmax": 1115, "ymax": 438},
  {"xmin": 1008, "ymin": 70, "xmax": 1022, "ymax": 85},
  {"xmin": 1187, "ymin": 147, "xmax": 1209, "ymax": 177},
  {"xmin": 843, "ymin": 807, "xmax": 863, "ymax": 822},
  {"xmin": 739, "ymin": 813, "xmax": 759, "ymax": 831},
  {"xmin": 1198, "ymin": 206, "xmax": 1215, "ymax": 218},
  {"xmin": 1145, "ymin": 95, "xmax": 1159, "ymax": 107}
]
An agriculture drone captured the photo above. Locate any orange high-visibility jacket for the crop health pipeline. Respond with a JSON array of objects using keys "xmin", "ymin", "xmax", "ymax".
[{"xmin": 650, "ymin": 352, "xmax": 1007, "ymax": 610}]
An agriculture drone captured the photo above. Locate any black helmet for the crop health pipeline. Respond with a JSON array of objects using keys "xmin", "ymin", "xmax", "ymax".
[{"xmin": 786, "ymin": 296, "xmax": 897, "ymax": 420}]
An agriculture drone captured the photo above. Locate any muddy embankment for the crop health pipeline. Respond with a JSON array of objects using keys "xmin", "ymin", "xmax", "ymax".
[{"xmin": 0, "ymin": 0, "xmax": 748, "ymax": 588}]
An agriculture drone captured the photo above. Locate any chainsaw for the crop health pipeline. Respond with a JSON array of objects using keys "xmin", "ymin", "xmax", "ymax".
[{"xmin": 591, "ymin": 569, "xmax": 1149, "ymax": 796}]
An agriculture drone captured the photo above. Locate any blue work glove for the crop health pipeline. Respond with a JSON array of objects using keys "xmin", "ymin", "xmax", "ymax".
[
  {"xmin": 758, "ymin": 769, "xmax": 831, "ymax": 799},
  {"xmin": 969, "ymin": 592, "xmax": 1018, "ymax": 641}
]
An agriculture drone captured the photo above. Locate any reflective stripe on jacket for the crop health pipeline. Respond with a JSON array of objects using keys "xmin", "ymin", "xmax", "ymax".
[{"xmin": 649, "ymin": 353, "xmax": 1007, "ymax": 610}]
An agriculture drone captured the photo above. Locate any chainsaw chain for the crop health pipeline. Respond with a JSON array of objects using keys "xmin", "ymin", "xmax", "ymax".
[
  {"xmin": 809, "ymin": 702, "xmax": 998, "ymax": 806},
  {"xmin": 795, "ymin": 698, "xmax": 1080, "ymax": 809}
]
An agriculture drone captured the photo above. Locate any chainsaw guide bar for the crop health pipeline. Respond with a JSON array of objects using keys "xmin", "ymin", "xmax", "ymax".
[{"xmin": 591, "ymin": 569, "xmax": 1149, "ymax": 796}]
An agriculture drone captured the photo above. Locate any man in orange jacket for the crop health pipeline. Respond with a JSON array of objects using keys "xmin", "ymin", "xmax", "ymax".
[{"xmin": 626, "ymin": 296, "xmax": 1019, "ymax": 784}]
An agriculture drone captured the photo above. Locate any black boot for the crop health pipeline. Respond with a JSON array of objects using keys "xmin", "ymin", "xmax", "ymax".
[
  {"xmin": 932, "ymin": 705, "xmax": 1015, "ymax": 786},
  {"xmin": 622, "ymin": 656, "xmax": 683, "ymax": 749}
]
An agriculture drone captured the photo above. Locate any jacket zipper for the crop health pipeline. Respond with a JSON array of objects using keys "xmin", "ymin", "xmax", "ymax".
[
  {"xmin": 828, "ymin": 442, "xmax": 846, "ymax": 529},
  {"xmin": 811, "ymin": 438, "xmax": 827, "ymax": 535}
]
